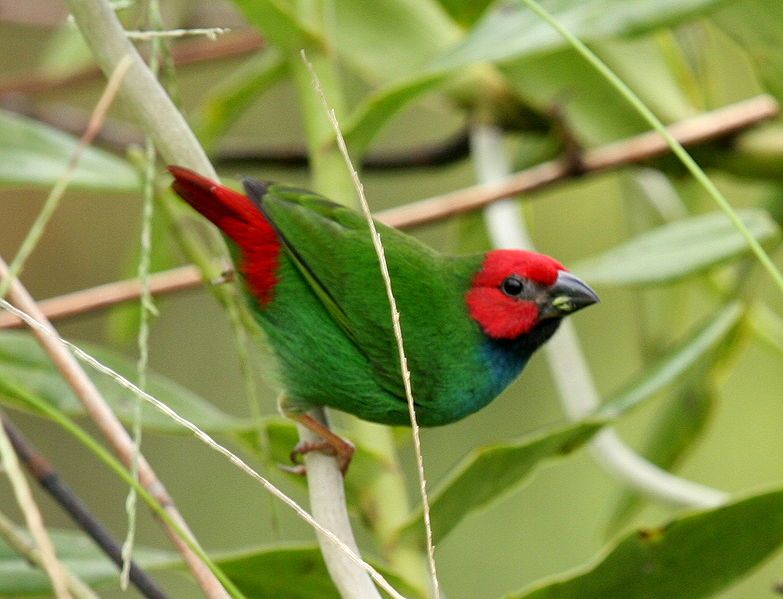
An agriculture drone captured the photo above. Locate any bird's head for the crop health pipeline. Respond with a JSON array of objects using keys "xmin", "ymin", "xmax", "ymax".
[{"xmin": 466, "ymin": 249, "xmax": 598, "ymax": 341}]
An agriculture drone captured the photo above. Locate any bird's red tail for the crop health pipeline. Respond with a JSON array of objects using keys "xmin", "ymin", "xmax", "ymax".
[{"xmin": 168, "ymin": 166, "xmax": 280, "ymax": 307}]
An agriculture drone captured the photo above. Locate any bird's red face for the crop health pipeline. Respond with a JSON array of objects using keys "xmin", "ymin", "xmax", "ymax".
[{"xmin": 466, "ymin": 249, "xmax": 598, "ymax": 340}]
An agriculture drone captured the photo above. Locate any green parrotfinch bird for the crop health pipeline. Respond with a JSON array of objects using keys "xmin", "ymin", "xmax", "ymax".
[{"xmin": 169, "ymin": 166, "xmax": 598, "ymax": 472}]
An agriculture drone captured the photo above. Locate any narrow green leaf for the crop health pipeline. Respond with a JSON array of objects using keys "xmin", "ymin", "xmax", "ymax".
[
  {"xmin": 605, "ymin": 303, "xmax": 745, "ymax": 530},
  {"xmin": 435, "ymin": 0, "xmax": 496, "ymax": 26},
  {"xmin": 193, "ymin": 49, "xmax": 287, "ymax": 152},
  {"xmin": 343, "ymin": 71, "xmax": 450, "ymax": 157},
  {"xmin": 215, "ymin": 545, "xmax": 340, "ymax": 599},
  {"xmin": 608, "ymin": 385, "xmax": 717, "ymax": 532},
  {"xmin": 0, "ymin": 331, "xmax": 251, "ymax": 434},
  {"xmin": 573, "ymin": 209, "xmax": 780, "ymax": 286},
  {"xmin": 507, "ymin": 489, "xmax": 783, "ymax": 599},
  {"xmin": 0, "ymin": 110, "xmax": 139, "ymax": 192},
  {"xmin": 229, "ymin": 0, "xmax": 323, "ymax": 52},
  {"xmin": 434, "ymin": 0, "xmax": 728, "ymax": 71},
  {"xmin": 397, "ymin": 420, "xmax": 605, "ymax": 546},
  {"xmin": 214, "ymin": 544, "xmax": 423, "ymax": 599},
  {"xmin": 341, "ymin": 0, "xmax": 725, "ymax": 160},
  {"xmin": 0, "ymin": 529, "xmax": 174, "ymax": 596},
  {"xmin": 598, "ymin": 302, "xmax": 744, "ymax": 418},
  {"xmin": 398, "ymin": 304, "xmax": 743, "ymax": 546},
  {"xmin": 501, "ymin": 35, "xmax": 700, "ymax": 147},
  {"xmin": 333, "ymin": 0, "xmax": 461, "ymax": 83},
  {"xmin": 716, "ymin": 0, "xmax": 783, "ymax": 98},
  {"xmin": 751, "ymin": 303, "xmax": 783, "ymax": 355}
]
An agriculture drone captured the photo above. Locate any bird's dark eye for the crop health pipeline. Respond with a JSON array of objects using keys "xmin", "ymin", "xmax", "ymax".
[{"xmin": 501, "ymin": 276, "xmax": 525, "ymax": 297}]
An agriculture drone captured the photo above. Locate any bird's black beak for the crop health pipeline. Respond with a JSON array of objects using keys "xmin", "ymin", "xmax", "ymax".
[{"xmin": 539, "ymin": 271, "xmax": 599, "ymax": 320}]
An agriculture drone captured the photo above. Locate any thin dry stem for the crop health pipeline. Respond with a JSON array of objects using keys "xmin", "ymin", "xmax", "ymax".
[
  {"xmin": 0, "ymin": 265, "xmax": 202, "ymax": 329},
  {"xmin": 302, "ymin": 50, "xmax": 440, "ymax": 599},
  {"xmin": 0, "ymin": 298, "xmax": 408, "ymax": 599},
  {"xmin": 2, "ymin": 94, "xmax": 775, "ymax": 330},
  {"xmin": 0, "ymin": 56, "xmax": 135, "ymax": 599},
  {"xmin": 0, "ymin": 510, "xmax": 99, "ymax": 599},
  {"xmin": 0, "ymin": 423, "xmax": 71, "ymax": 598},
  {"xmin": 380, "ymin": 95, "xmax": 779, "ymax": 229},
  {"xmin": 125, "ymin": 28, "xmax": 231, "ymax": 41}
]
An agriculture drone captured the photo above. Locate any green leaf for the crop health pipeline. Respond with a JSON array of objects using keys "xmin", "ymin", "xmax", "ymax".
[
  {"xmin": 607, "ymin": 385, "xmax": 717, "ymax": 533},
  {"xmin": 605, "ymin": 303, "xmax": 744, "ymax": 531},
  {"xmin": 715, "ymin": 0, "xmax": 783, "ymax": 98},
  {"xmin": 398, "ymin": 303, "xmax": 743, "ymax": 546},
  {"xmin": 507, "ymin": 489, "xmax": 783, "ymax": 599},
  {"xmin": 0, "ymin": 110, "xmax": 139, "ymax": 192},
  {"xmin": 573, "ymin": 209, "xmax": 780, "ymax": 286},
  {"xmin": 501, "ymin": 35, "xmax": 702, "ymax": 147},
  {"xmin": 193, "ymin": 49, "xmax": 288, "ymax": 152},
  {"xmin": 333, "ymin": 0, "xmax": 461, "ymax": 83},
  {"xmin": 434, "ymin": 0, "xmax": 729, "ymax": 71},
  {"xmin": 229, "ymin": 0, "xmax": 323, "ymax": 52},
  {"xmin": 0, "ymin": 529, "xmax": 174, "ymax": 596},
  {"xmin": 215, "ymin": 544, "xmax": 423, "ymax": 599},
  {"xmin": 343, "ymin": 0, "xmax": 721, "ymax": 155},
  {"xmin": 435, "ymin": 0, "xmax": 496, "ymax": 26},
  {"xmin": 597, "ymin": 302, "xmax": 744, "ymax": 419},
  {"xmin": 343, "ymin": 71, "xmax": 451, "ymax": 157},
  {"xmin": 215, "ymin": 545, "xmax": 340, "ymax": 599},
  {"xmin": 0, "ymin": 331, "xmax": 251, "ymax": 434},
  {"xmin": 397, "ymin": 420, "xmax": 605, "ymax": 546}
]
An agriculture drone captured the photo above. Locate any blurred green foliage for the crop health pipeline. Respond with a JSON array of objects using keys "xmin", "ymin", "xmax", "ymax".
[{"xmin": 1, "ymin": 0, "xmax": 783, "ymax": 597}]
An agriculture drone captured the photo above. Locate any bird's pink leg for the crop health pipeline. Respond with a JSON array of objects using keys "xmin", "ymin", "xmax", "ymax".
[{"xmin": 283, "ymin": 412, "xmax": 355, "ymax": 476}]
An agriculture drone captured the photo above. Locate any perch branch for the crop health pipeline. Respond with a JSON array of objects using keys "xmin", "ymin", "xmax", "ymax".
[
  {"xmin": 1, "ymin": 415, "xmax": 169, "ymax": 599},
  {"xmin": 1, "ymin": 94, "xmax": 775, "ymax": 330},
  {"xmin": 304, "ymin": 50, "xmax": 439, "ymax": 598}
]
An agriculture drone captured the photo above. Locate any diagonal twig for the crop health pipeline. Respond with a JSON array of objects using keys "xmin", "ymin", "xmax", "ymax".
[{"xmin": 1, "ymin": 94, "xmax": 775, "ymax": 331}]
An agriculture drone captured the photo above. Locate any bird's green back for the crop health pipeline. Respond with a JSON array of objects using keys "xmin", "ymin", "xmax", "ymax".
[{"xmin": 259, "ymin": 185, "xmax": 487, "ymax": 418}]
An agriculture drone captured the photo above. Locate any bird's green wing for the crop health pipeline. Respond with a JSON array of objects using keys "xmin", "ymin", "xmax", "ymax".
[{"xmin": 254, "ymin": 182, "xmax": 465, "ymax": 403}]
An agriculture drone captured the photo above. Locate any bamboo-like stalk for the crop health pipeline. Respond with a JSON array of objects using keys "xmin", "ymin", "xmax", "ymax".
[{"xmin": 302, "ymin": 50, "xmax": 439, "ymax": 597}]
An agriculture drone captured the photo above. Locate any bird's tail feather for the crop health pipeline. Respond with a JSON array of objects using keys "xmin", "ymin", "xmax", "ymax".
[{"xmin": 168, "ymin": 165, "xmax": 280, "ymax": 306}]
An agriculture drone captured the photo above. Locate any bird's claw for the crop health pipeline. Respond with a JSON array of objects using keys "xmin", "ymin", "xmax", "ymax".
[{"xmin": 280, "ymin": 439, "xmax": 355, "ymax": 476}]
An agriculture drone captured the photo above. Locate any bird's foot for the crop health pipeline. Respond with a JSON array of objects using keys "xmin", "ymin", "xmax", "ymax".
[{"xmin": 279, "ymin": 432, "xmax": 355, "ymax": 476}]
